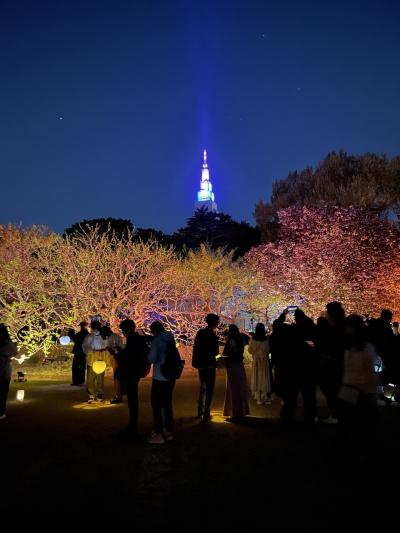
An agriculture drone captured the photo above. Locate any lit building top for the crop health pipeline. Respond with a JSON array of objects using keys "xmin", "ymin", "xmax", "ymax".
[{"xmin": 195, "ymin": 149, "xmax": 218, "ymax": 213}]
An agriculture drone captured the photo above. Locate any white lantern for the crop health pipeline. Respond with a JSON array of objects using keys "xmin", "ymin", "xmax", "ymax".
[
  {"xmin": 92, "ymin": 360, "xmax": 107, "ymax": 375},
  {"xmin": 59, "ymin": 335, "xmax": 71, "ymax": 346},
  {"xmin": 16, "ymin": 390, "xmax": 25, "ymax": 401},
  {"xmin": 383, "ymin": 383, "xmax": 396, "ymax": 400}
]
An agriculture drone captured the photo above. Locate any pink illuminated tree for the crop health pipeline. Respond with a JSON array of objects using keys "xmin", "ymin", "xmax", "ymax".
[{"xmin": 246, "ymin": 205, "xmax": 400, "ymax": 319}]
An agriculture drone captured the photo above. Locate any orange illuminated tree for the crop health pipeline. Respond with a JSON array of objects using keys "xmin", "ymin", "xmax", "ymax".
[
  {"xmin": 0, "ymin": 226, "xmax": 265, "ymax": 356},
  {"xmin": 0, "ymin": 225, "xmax": 63, "ymax": 357}
]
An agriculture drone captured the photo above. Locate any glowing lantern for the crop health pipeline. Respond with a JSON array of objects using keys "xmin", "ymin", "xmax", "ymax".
[
  {"xmin": 383, "ymin": 383, "xmax": 396, "ymax": 401},
  {"xmin": 60, "ymin": 335, "xmax": 71, "ymax": 346},
  {"xmin": 16, "ymin": 390, "xmax": 25, "ymax": 401},
  {"xmin": 92, "ymin": 361, "xmax": 107, "ymax": 374}
]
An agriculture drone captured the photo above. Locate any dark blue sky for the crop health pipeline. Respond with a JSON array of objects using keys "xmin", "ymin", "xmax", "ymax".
[{"xmin": 1, "ymin": 0, "xmax": 399, "ymax": 234}]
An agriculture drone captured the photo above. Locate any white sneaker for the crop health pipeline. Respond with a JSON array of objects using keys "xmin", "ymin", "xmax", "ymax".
[
  {"xmin": 147, "ymin": 431, "xmax": 165, "ymax": 445},
  {"xmin": 164, "ymin": 430, "xmax": 174, "ymax": 442},
  {"xmin": 0, "ymin": 414, "xmax": 6, "ymax": 420},
  {"xmin": 257, "ymin": 400, "xmax": 263, "ymax": 405},
  {"xmin": 321, "ymin": 415, "xmax": 338, "ymax": 425}
]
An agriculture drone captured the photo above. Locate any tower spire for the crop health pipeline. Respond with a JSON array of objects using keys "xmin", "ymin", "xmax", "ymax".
[{"xmin": 195, "ymin": 148, "xmax": 218, "ymax": 213}]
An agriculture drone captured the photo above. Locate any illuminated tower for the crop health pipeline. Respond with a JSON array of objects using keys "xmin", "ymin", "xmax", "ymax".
[{"xmin": 195, "ymin": 149, "xmax": 218, "ymax": 213}]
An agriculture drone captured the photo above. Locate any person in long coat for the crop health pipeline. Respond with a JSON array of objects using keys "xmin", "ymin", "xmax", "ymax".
[
  {"xmin": 223, "ymin": 325, "xmax": 250, "ymax": 420},
  {"xmin": 70, "ymin": 321, "xmax": 89, "ymax": 386}
]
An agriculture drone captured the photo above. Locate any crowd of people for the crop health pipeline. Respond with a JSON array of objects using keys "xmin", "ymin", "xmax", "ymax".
[
  {"xmin": 69, "ymin": 318, "xmax": 178, "ymax": 444},
  {"xmin": 0, "ymin": 301, "xmax": 399, "ymax": 446},
  {"xmin": 193, "ymin": 303, "xmax": 400, "ymax": 443}
]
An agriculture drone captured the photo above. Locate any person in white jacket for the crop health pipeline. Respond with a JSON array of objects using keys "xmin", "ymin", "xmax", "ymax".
[{"xmin": 82, "ymin": 320, "xmax": 110, "ymax": 403}]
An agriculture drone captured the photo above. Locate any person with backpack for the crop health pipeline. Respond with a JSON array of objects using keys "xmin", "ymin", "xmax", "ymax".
[
  {"xmin": 192, "ymin": 313, "xmax": 220, "ymax": 421},
  {"xmin": 116, "ymin": 319, "xmax": 150, "ymax": 438},
  {"xmin": 147, "ymin": 321, "xmax": 181, "ymax": 445}
]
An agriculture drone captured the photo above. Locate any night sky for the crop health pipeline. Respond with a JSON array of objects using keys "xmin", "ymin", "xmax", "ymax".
[{"xmin": 1, "ymin": 0, "xmax": 399, "ymax": 234}]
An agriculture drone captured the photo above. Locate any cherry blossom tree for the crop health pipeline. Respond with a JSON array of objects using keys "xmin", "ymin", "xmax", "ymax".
[
  {"xmin": 9, "ymin": 206, "xmax": 397, "ymax": 360},
  {"xmin": 247, "ymin": 205, "xmax": 400, "ymax": 319}
]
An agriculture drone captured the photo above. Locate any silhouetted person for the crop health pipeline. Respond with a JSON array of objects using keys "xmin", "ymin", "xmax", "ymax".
[
  {"xmin": 147, "ymin": 321, "xmax": 176, "ymax": 444},
  {"xmin": 117, "ymin": 319, "xmax": 149, "ymax": 438},
  {"xmin": 318, "ymin": 301, "xmax": 346, "ymax": 424},
  {"xmin": 316, "ymin": 316, "xmax": 330, "ymax": 350},
  {"xmin": 391, "ymin": 332, "xmax": 400, "ymax": 387},
  {"xmin": 281, "ymin": 309, "xmax": 318, "ymax": 427},
  {"xmin": 70, "ymin": 321, "xmax": 89, "ymax": 386},
  {"xmin": 0, "ymin": 324, "xmax": 17, "ymax": 420},
  {"xmin": 269, "ymin": 313, "xmax": 298, "ymax": 401},
  {"xmin": 192, "ymin": 313, "xmax": 220, "ymax": 421},
  {"xmin": 338, "ymin": 314, "xmax": 379, "ymax": 446},
  {"xmin": 368, "ymin": 309, "xmax": 395, "ymax": 374},
  {"xmin": 222, "ymin": 324, "xmax": 250, "ymax": 421}
]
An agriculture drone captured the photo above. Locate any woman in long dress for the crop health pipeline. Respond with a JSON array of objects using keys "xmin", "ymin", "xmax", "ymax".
[
  {"xmin": 248, "ymin": 323, "xmax": 272, "ymax": 405},
  {"xmin": 223, "ymin": 325, "xmax": 250, "ymax": 420}
]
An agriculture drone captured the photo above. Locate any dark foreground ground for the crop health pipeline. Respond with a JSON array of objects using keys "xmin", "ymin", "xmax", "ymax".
[{"xmin": 1, "ymin": 369, "xmax": 399, "ymax": 529}]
